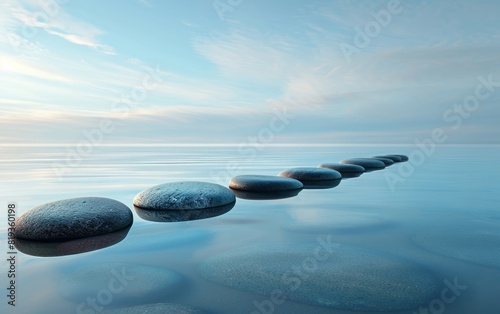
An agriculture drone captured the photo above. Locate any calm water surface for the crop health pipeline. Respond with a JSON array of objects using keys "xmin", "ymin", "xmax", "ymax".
[{"xmin": 0, "ymin": 145, "xmax": 499, "ymax": 314}]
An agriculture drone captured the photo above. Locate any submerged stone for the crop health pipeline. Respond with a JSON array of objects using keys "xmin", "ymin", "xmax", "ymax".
[
  {"xmin": 340, "ymin": 158, "xmax": 386, "ymax": 170},
  {"xmin": 229, "ymin": 175, "xmax": 303, "ymax": 192},
  {"xmin": 412, "ymin": 226, "xmax": 500, "ymax": 268},
  {"xmin": 318, "ymin": 163, "xmax": 365, "ymax": 178},
  {"xmin": 101, "ymin": 303, "xmax": 208, "ymax": 314},
  {"xmin": 199, "ymin": 241, "xmax": 439, "ymax": 311},
  {"xmin": 59, "ymin": 263, "xmax": 183, "ymax": 304},
  {"xmin": 14, "ymin": 197, "xmax": 133, "ymax": 241},
  {"xmin": 133, "ymin": 181, "xmax": 235, "ymax": 210}
]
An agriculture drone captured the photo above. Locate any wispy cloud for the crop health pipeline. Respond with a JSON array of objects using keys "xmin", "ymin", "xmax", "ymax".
[{"xmin": 2, "ymin": 0, "xmax": 115, "ymax": 55}]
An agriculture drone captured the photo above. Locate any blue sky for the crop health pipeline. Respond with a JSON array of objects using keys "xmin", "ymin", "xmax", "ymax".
[{"xmin": 1, "ymin": 0, "xmax": 499, "ymax": 144}]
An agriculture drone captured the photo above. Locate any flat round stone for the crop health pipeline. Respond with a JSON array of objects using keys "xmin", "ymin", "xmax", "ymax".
[
  {"xmin": 199, "ymin": 242, "xmax": 439, "ymax": 311},
  {"xmin": 14, "ymin": 197, "xmax": 133, "ymax": 242},
  {"xmin": 340, "ymin": 158, "xmax": 386, "ymax": 170},
  {"xmin": 59, "ymin": 263, "xmax": 183, "ymax": 304},
  {"xmin": 278, "ymin": 167, "xmax": 341, "ymax": 182},
  {"xmin": 371, "ymin": 157, "xmax": 395, "ymax": 166},
  {"xmin": 229, "ymin": 175, "xmax": 303, "ymax": 192},
  {"xmin": 318, "ymin": 163, "xmax": 365, "ymax": 174},
  {"xmin": 101, "ymin": 303, "xmax": 208, "ymax": 314},
  {"xmin": 387, "ymin": 154, "xmax": 409, "ymax": 162},
  {"xmin": 374, "ymin": 155, "xmax": 402, "ymax": 162},
  {"xmin": 133, "ymin": 181, "xmax": 236, "ymax": 210}
]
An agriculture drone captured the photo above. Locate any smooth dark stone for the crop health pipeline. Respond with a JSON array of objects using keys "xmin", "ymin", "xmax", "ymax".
[
  {"xmin": 387, "ymin": 154, "xmax": 409, "ymax": 162},
  {"xmin": 374, "ymin": 155, "xmax": 403, "ymax": 162},
  {"xmin": 133, "ymin": 181, "xmax": 236, "ymax": 210},
  {"xmin": 230, "ymin": 189, "xmax": 301, "ymax": 200},
  {"xmin": 59, "ymin": 263, "xmax": 183, "ymax": 304},
  {"xmin": 371, "ymin": 157, "xmax": 395, "ymax": 166},
  {"xmin": 14, "ymin": 197, "xmax": 133, "ymax": 242},
  {"xmin": 340, "ymin": 158, "xmax": 386, "ymax": 170},
  {"xmin": 278, "ymin": 167, "xmax": 342, "ymax": 189},
  {"xmin": 229, "ymin": 175, "xmax": 303, "ymax": 192},
  {"xmin": 278, "ymin": 167, "xmax": 342, "ymax": 181},
  {"xmin": 101, "ymin": 303, "xmax": 209, "ymax": 314},
  {"xmin": 14, "ymin": 225, "xmax": 130, "ymax": 257},
  {"xmin": 199, "ymin": 242, "xmax": 439, "ymax": 311},
  {"xmin": 318, "ymin": 163, "xmax": 365, "ymax": 178},
  {"xmin": 134, "ymin": 202, "xmax": 234, "ymax": 222}
]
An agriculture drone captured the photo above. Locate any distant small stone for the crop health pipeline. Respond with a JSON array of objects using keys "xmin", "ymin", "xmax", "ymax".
[
  {"xmin": 133, "ymin": 181, "xmax": 236, "ymax": 210},
  {"xmin": 386, "ymin": 154, "xmax": 409, "ymax": 162},
  {"xmin": 318, "ymin": 163, "xmax": 365, "ymax": 177},
  {"xmin": 14, "ymin": 197, "xmax": 133, "ymax": 242},
  {"xmin": 101, "ymin": 303, "xmax": 208, "ymax": 314},
  {"xmin": 340, "ymin": 158, "xmax": 386, "ymax": 170},
  {"xmin": 229, "ymin": 175, "xmax": 303, "ymax": 192},
  {"xmin": 374, "ymin": 155, "xmax": 402, "ymax": 162},
  {"xmin": 371, "ymin": 157, "xmax": 395, "ymax": 166}
]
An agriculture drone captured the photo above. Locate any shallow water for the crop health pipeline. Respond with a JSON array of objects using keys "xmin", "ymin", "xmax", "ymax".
[{"xmin": 1, "ymin": 144, "xmax": 499, "ymax": 313}]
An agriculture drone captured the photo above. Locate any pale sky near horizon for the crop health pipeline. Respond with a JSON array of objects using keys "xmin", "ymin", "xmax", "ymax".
[{"xmin": 1, "ymin": 0, "xmax": 499, "ymax": 145}]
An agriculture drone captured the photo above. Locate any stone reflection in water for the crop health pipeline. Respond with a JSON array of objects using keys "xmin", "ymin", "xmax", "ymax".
[
  {"xmin": 134, "ymin": 202, "xmax": 235, "ymax": 222},
  {"xmin": 14, "ymin": 225, "xmax": 131, "ymax": 257}
]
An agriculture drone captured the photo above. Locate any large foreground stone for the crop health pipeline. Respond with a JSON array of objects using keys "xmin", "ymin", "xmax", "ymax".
[
  {"xmin": 199, "ymin": 241, "xmax": 439, "ymax": 311},
  {"xmin": 101, "ymin": 303, "xmax": 208, "ymax": 314},
  {"xmin": 134, "ymin": 181, "xmax": 235, "ymax": 210},
  {"xmin": 229, "ymin": 175, "xmax": 303, "ymax": 192},
  {"xmin": 14, "ymin": 197, "xmax": 133, "ymax": 241},
  {"xmin": 59, "ymin": 263, "xmax": 183, "ymax": 304}
]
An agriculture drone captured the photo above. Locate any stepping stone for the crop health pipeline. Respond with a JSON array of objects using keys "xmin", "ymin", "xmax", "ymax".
[
  {"xmin": 412, "ymin": 225, "xmax": 500, "ymax": 268},
  {"xmin": 199, "ymin": 242, "xmax": 439, "ymax": 311},
  {"xmin": 59, "ymin": 263, "xmax": 183, "ymax": 305},
  {"xmin": 14, "ymin": 197, "xmax": 133, "ymax": 242},
  {"xmin": 101, "ymin": 303, "xmax": 209, "ymax": 314},
  {"xmin": 134, "ymin": 181, "xmax": 235, "ymax": 210},
  {"xmin": 229, "ymin": 175, "xmax": 303, "ymax": 192},
  {"xmin": 371, "ymin": 157, "xmax": 395, "ymax": 166},
  {"xmin": 373, "ymin": 155, "xmax": 402, "ymax": 162},
  {"xmin": 340, "ymin": 158, "xmax": 386, "ymax": 171},
  {"xmin": 386, "ymin": 154, "xmax": 409, "ymax": 162},
  {"xmin": 318, "ymin": 163, "xmax": 365, "ymax": 178},
  {"xmin": 278, "ymin": 167, "xmax": 341, "ymax": 189}
]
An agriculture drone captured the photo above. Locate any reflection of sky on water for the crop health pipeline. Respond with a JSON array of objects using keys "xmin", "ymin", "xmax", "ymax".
[{"xmin": 0, "ymin": 145, "xmax": 499, "ymax": 313}]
